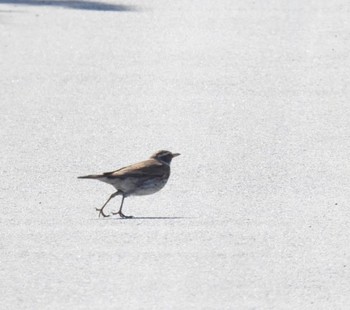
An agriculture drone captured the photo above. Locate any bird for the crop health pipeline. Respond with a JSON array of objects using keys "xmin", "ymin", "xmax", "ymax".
[{"xmin": 78, "ymin": 150, "xmax": 180, "ymax": 218}]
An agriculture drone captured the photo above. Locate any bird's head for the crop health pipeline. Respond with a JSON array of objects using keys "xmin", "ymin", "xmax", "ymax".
[{"xmin": 151, "ymin": 150, "xmax": 180, "ymax": 165}]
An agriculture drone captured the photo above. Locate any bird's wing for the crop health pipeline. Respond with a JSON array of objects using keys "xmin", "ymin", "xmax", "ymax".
[{"xmin": 103, "ymin": 159, "xmax": 166, "ymax": 179}]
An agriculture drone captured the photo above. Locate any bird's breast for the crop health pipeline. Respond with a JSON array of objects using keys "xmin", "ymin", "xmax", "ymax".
[{"xmin": 132, "ymin": 177, "xmax": 169, "ymax": 196}]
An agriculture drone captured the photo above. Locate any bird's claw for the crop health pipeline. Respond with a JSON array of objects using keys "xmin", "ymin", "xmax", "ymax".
[
  {"xmin": 95, "ymin": 208, "xmax": 110, "ymax": 218},
  {"xmin": 112, "ymin": 211, "xmax": 133, "ymax": 219}
]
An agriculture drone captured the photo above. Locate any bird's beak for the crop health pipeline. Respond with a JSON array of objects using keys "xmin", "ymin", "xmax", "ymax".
[{"xmin": 172, "ymin": 153, "xmax": 181, "ymax": 157}]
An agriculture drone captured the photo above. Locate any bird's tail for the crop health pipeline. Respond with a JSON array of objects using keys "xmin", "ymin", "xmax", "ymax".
[{"xmin": 77, "ymin": 174, "xmax": 103, "ymax": 180}]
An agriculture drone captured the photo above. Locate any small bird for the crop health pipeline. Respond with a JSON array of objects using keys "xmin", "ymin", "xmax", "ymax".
[{"xmin": 78, "ymin": 150, "xmax": 180, "ymax": 218}]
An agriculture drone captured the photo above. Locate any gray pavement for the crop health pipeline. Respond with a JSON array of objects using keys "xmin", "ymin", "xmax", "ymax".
[{"xmin": 1, "ymin": 0, "xmax": 350, "ymax": 309}]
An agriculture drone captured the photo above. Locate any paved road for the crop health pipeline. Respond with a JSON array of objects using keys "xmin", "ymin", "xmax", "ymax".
[{"xmin": 1, "ymin": 0, "xmax": 350, "ymax": 309}]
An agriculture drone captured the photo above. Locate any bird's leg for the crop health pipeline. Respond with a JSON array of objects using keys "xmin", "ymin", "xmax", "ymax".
[
  {"xmin": 96, "ymin": 191, "xmax": 119, "ymax": 218},
  {"xmin": 112, "ymin": 195, "xmax": 133, "ymax": 219}
]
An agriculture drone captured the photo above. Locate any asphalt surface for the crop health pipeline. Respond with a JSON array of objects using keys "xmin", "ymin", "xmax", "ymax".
[{"xmin": 1, "ymin": 0, "xmax": 350, "ymax": 309}]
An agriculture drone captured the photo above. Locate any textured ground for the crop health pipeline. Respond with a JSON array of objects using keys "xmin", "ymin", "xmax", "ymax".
[{"xmin": 1, "ymin": 0, "xmax": 350, "ymax": 309}]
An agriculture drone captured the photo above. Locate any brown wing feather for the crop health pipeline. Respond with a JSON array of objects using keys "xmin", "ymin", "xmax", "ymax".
[{"xmin": 103, "ymin": 159, "xmax": 166, "ymax": 179}]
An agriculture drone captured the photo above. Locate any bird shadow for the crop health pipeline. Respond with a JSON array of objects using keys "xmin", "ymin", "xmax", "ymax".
[
  {"xmin": 0, "ymin": 0, "xmax": 136, "ymax": 12},
  {"xmin": 112, "ymin": 216, "xmax": 191, "ymax": 221}
]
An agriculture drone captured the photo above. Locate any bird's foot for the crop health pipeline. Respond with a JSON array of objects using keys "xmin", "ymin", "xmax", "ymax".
[
  {"xmin": 95, "ymin": 208, "xmax": 110, "ymax": 218},
  {"xmin": 112, "ymin": 211, "xmax": 133, "ymax": 219}
]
